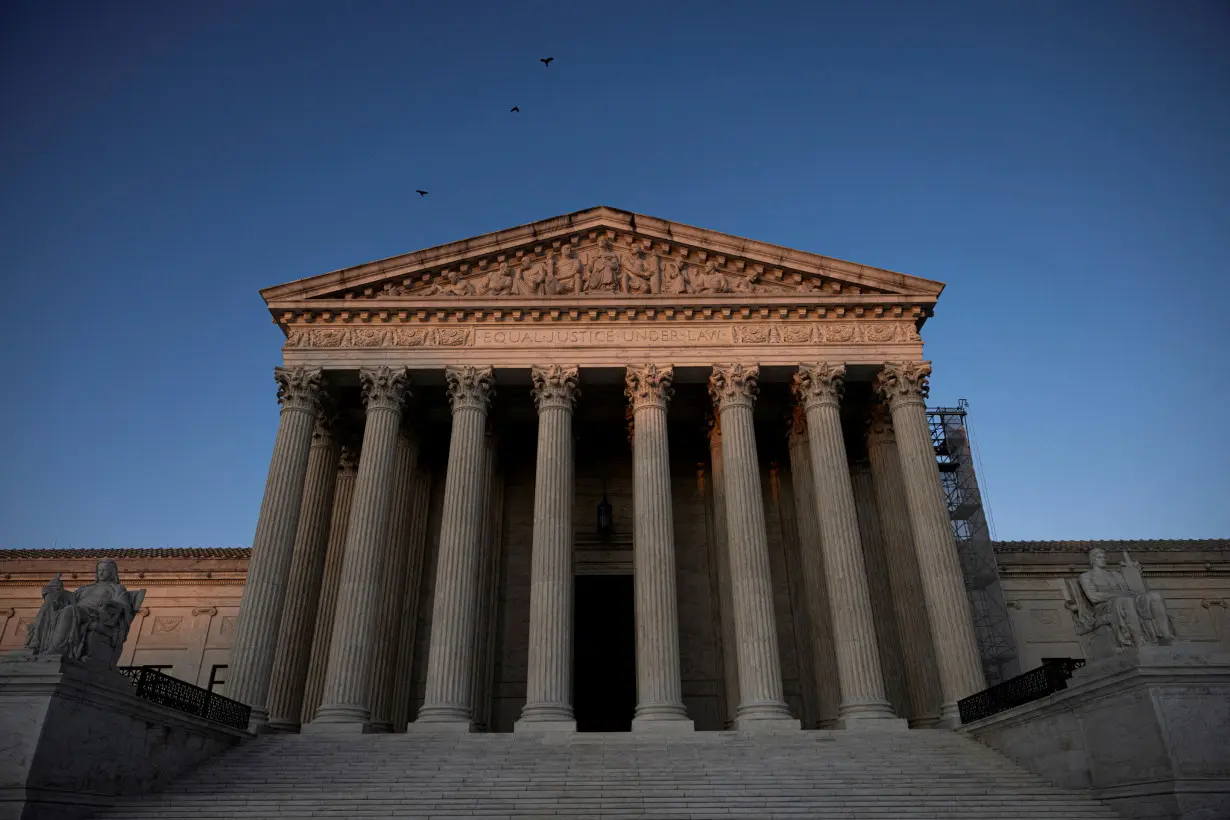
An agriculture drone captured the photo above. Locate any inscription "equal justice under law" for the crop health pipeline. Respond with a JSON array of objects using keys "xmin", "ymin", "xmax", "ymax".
[{"xmin": 475, "ymin": 327, "xmax": 733, "ymax": 347}]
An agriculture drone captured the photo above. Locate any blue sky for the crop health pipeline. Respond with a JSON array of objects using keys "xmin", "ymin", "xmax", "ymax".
[{"xmin": 1, "ymin": 1, "xmax": 1227, "ymax": 548}]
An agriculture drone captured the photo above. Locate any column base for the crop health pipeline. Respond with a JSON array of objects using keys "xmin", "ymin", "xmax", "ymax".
[
  {"xmin": 632, "ymin": 716, "xmax": 695, "ymax": 733},
  {"xmin": 303, "ymin": 703, "xmax": 370, "ymax": 734},
  {"xmin": 937, "ymin": 701, "xmax": 962, "ymax": 729},
  {"xmin": 264, "ymin": 719, "xmax": 301, "ymax": 734},
  {"xmin": 514, "ymin": 718, "xmax": 577, "ymax": 733},
  {"xmin": 733, "ymin": 716, "xmax": 802, "ymax": 732},
  {"xmin": 836, "ymin": 716, "xmax": 910, "ymax": 732}
]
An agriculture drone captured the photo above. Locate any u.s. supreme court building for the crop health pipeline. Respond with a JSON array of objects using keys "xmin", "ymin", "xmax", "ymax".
[{"xmin": 219, "ymin": 205, "xmax": 988, "ymax": 737}]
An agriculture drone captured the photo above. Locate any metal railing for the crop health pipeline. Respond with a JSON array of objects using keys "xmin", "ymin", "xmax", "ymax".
[
  {"xmin": 118, "ymin": 665, "xmax": 250, "ymax": 731},
  {"xmin": 958, "ymin": 658, "xmax": 1085, "ymax": 724}
]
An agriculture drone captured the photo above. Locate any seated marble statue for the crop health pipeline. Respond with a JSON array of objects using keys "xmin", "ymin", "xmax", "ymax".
[
  {"xmin": 23, "ymin": 559, "xmax": 145, "ymax": 667},
  {"xmin": 1065, "ymin": 547, "xmax": 1175, "ymax": 660}
]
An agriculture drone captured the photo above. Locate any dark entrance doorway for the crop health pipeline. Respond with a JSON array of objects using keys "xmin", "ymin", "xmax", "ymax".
[{"xmin": 573, "ymin": 574, "xmax": 636, "ymax": 731}]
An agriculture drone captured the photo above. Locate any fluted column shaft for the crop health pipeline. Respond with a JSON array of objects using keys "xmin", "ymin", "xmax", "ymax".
[
  {"xmin": 366, "ymin": 429, "xmax": 420, "ymax": 732},
  {"xmin": 850, "ymin": 461, "xmax": 910, "ymax": 717},
  {"xmin": 518, "ymin": 366, "xmax": 579, "ymax": 731},
  {"xmin": 710, "ymin": 364, "xmax": 797, "ymax": 729},
  {"xmin": 876, "ymin": 362, "xmax": 985, "ymax": 723},
  {"xmin": 414, "ymin": 366, "xmax": 495, "ymax": 730},
  {"xmin": 391, "ymin": 470, "xmax": 433, "ymax": 731},
  {"xmin": 794, "ymin": 364, "xmax": 897, "ymax": 725},
  {"xmin": 867, "ymin": 409, "xmax": 942, "ymax": 726},
  {"xmin": 786, "ymin": 414, "xmax": 841, "ymax": 727},
  {"xmin": 707, "ymin": 418, "xmax": 741, "ymax": 728},
  {"xmin": 626, "ymin": 365, "xmax": 692, "ymax": 731},
  {"xmin": 308, "ymin": 367, "xmax": 410, "ymax": 731},
  {"xmin": 266, "ymin": 409, "xmax": 341, "ymax": 732},
  {"xmin": 468, "ymin": 434, "xmax": 499, "ymax": 730},
  {"xmin": 228, "ymin": 367, "xmax": 324, "ymax": 730},
  {"xmin": 300, "ymin": 449, "xmax": 358, "ymax": 724}
]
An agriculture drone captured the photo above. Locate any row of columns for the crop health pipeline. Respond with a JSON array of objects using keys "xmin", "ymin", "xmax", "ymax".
[{"xmin": 228, "ymin": 358, "xmax": 984, "ymax": 735}]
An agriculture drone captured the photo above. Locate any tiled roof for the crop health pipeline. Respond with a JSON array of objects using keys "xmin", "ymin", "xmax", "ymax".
[
  {"xmin": 0, "ymin": 548, "xmax": 251, "ymax": 559},
  {"xmin": 993, "ymin": 539, "xmax": 1230, "ymax": 553}
]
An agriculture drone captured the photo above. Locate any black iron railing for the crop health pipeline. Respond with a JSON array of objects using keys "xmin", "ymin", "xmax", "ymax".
[
  {"xmin": 958, "ymin": 658, "xmax": 1085, "ymax": 724},
  {"xmin": 118, "ymin": 665, "xmax": 250, "ymax": 731}
]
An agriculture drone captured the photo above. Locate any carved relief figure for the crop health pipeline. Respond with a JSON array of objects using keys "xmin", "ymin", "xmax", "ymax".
[
  {"xmin": 584, "ymin": 239, "xmax": 622, "ymax": 293},
  {"xmin": 660, "ymin": 258, "xmax": 689, "ymax": 294},
  {"xmin": 21, "ymin": 560, "xmax": 146, "ymax": 667},
  {"xmin": 553, "ymin": 246, "xmax": 583, "ymax": 295},
  {"xmin": 620, "ymin": 248, "xmax": 659, "ymax": 295},
  {"xmin": 475, "ymin": 261, "xmax": 515, "ymax": 296},
  {"xmin": 516, "ymin": 255, "xmax": 553, "ymax": 296},
  {"xmin": 1065, "ymin": 548, "xmax": 1176, "ymax": 660},
  {"xmin": 698, "ymin": 261, "xmax": 731, "ymax": 294}
]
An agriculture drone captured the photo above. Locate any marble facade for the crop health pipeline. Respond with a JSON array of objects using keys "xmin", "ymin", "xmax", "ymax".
[{"xmin": 226, "ymin": 207, "xmax": 984, "ymax": 734}]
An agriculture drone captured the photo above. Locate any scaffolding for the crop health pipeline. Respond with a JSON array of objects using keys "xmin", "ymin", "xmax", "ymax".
[{"xmin": 927, "ymin": 400, "xmax": 1020, "ymax": 686}]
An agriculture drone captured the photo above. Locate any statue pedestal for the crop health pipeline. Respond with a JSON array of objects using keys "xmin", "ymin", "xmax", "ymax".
[
  {"xmin": 960, "ymin": 645, "xmax": 1230, "ymax": 820},
  {"xmin": 0, "ymin": 654, "xmax": 246, "ymax": 820}
]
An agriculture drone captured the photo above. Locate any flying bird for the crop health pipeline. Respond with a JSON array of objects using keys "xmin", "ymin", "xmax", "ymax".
[
  {"xmin": 510, "ymin": 106, "xmax": 520, "ymax": 112},
  {"xmin": 416, "ymin": 189, "xmax": 428, "ymax": 197},
  {"xmin": 540, "ymin": 57, "xmax": 553, "ymax": 67}
]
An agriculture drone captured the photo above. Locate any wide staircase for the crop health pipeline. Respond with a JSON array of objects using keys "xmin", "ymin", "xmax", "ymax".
[{"xmin": 100, "ymin": 729, "xmax": 1120, "ymax": 819}]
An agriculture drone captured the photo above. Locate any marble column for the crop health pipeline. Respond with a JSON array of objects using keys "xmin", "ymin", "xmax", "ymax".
[
  {"xmin": 413, "ymin": 365, "xmax": 495, "ymax": 730},
  {"xmin": 875, "ymin": 361, "xmax": 985, "ymax": 724},
  {"xmin": 365, "ymin": 426, "xmax": 420, "ymax": 732},
  {"xmin": 706, "ymin": 415, "xmax": 741, "ymax": 728},
  {"xmin": 300, "ymin": 444, "xmax": 359, "ymax": 724},
  {"xmin": 517, "ymin": 365, "xmax": 580, "ymax": 732},
  {"xmin": 468, "ymin": 432, "xmax": 501, "ymax": 731},
  {"xmin": 228, "ymin": 366, "xmax": 324, "ymax": 731},
  {"xmin": 710, "ymin": 364, "xmax": 797, "ymax": 730},
  {"xmin": 266, "ymin": 405, "xmax": 341, "ymax": 732},
  {"xmin": 793, "ymin": 364, "xmax": 900, "ymax": 728},
  {"xmin": 625, "ymin": 364, "xmax": 693, "ymax": 732},
  {"xmin": 866, "ymin": 407, "xmax": 942, "ymax": 726},
  {"xmin": 307, "ymin": 366, "xmax": 410, "ymax": 732},
  {"xmin": 850, "ymin": 460, "xmax": 910, "ymax": 718},
  {"xmin": 785, "ymin": 409, "xmax": 841, "ymax": 727},
  {"xmin": 391, "ymin": 469, "xmax": 433, "ymax": 731}
]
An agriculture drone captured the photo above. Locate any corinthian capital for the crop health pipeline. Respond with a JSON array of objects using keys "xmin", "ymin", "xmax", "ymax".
[
  {"xmin": 866, "ymin": 404, "xmax": 895, "ymax": 442},
  {"xmin": 792, "ymin": 363, "xmax": 845, "ymax": 410},
  {"xmin": 530, "ymin": 365, "xmax": 580, "ymax": 412},
  {"xmin": 311, "ymin": 399, "xmax": 339, "ymax": 445},
  {"xmin": 709, "ymin": 364, "xmax": 760, "ymax": 410},
  {"xmin": 275, "ymin": 367, "xmax": 325, "ymax": 413},
  {"xmin": 874, "ymin": 361, "xmax": 931, "ymax": 409},
  {"xmin": 360, "ymin": 366, "xmax": 410, "ymax": 413},
  {"xmin": 625, "ymin": 364, "xmax": 674, "ymax": 411},
  {"xmin": 445, "ymin": 365, "xmax": 495, "ymax": 412}
]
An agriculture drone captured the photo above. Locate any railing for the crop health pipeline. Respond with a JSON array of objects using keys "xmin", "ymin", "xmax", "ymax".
[
  {"xmin": 958, "ymin": 658, "xmax": 1085, "ymax": 724},
  {"xmin": 117, "ymin": 665, "xmax": 250, "ymax": 731}
]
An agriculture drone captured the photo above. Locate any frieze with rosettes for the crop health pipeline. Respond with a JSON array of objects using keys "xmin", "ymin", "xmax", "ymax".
[{"xmin": 282, "ymin": 320, "xmax": 920, "ymax": 350}]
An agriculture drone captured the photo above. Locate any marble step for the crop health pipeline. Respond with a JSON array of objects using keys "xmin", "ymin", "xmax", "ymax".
[{"xmin": 97, "ymin": 732, "xmax": 1121, "ymax": 819}]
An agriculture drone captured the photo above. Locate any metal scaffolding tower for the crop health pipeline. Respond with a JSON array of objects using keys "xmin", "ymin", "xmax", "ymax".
[{"xmin": 927, "ymin": 400, "xmax": 1020, "ymax": 686}]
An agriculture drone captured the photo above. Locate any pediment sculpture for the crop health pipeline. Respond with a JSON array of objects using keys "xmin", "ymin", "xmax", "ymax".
[
  {"xmin": 19, "ymin": 559, "xmax": 146, "ymax": 668},
  {"xmin": 1063, "ymin": 548, "xmax": 1177, "ymax": 661},
  {"xmin": 356, "ymin": 240, "xmax": 847, "ymax": 301}
]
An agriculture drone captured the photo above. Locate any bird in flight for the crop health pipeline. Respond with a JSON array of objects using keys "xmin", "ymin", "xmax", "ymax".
[
  {"xmin": 510, "ymin": 106, "xmax": 520, "ymax": 113},
  {"xmin": 540, "ymin": 57, "xmax": 553, "ymax": 67},
  {"xmin": 416, "ymin": 189, "xmax": 428, "ymax": 197}
]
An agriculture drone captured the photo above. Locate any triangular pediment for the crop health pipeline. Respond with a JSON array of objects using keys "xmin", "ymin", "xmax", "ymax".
[{"xmin": 261, "ymin": 207, "xmax": 944, "ymax": 313}]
